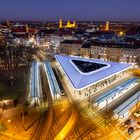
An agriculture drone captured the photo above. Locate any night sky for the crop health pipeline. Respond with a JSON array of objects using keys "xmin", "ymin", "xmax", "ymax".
[{"xmin": 0, "ymin": 0, "xmax": 140, "ymax": 21}]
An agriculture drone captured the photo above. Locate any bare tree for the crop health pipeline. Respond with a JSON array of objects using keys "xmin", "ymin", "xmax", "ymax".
[{"xmin": 0, "ymin": 42, "xmax": 36, "ymax": 86}]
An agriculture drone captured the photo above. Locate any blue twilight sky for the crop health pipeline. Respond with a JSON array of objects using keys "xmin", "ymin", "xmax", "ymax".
[{"xmin": 0, "ymin": 0, "xmax": 140, "ymax": 21}]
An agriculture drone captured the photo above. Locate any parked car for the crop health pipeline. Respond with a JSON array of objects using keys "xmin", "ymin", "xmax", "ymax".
[
  {"xmin": 134, "ymin": 110, "xmax": 140, "ymax": 117},
  {"xmin": 136, "ymin": 122, "xmax": 140, "ymax": 128},
  {"xmin": 128, "ymin": 127, "xmax": 134, "ymax": 135},
  {"xmin": 124, "ymin": 119, "xmax": 132, "ymax": 127}
]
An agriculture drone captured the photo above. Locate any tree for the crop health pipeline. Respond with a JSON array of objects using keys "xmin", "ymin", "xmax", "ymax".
[{"xmin": 0, "ymin": 42, "xmax": 36, "ymax": 86}]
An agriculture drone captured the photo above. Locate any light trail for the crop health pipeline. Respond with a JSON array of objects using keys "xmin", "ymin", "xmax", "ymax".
[
  {"xmin": 54, "ymin": 105, "xmax": 77, "ymax": 140},
  {"xmin": 0, "ymin": 131, "xmax": 29, "ymax": 140}
]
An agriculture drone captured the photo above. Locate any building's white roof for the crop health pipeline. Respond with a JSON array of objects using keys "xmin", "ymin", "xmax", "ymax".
[{"xmin": 55, "ymin": 55, "xmax": 132, "ymax": 90}]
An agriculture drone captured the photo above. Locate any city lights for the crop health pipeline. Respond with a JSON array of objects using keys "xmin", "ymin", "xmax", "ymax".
[{"xmin": 0, "ymin": 0, "xmax": 140, "ymax": 139}]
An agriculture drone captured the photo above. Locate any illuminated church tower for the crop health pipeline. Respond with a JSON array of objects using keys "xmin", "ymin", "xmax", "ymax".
[
  {"xmin": 59, "ymin": 18, "xmax": 76, "ymax": 28},
  {"xmin": 105, "ymin": 21, "xmax": 109, "ymax": 31},
  {"xmin": 25, "ymin": 24, "xmax": 29, "ymax": 33},
  {"xmin": 59, "ymin": 18, "xmax": 63, "ymax": 28},
  {"xmin": 66, "ymin": 20, "xmax": 71, "ymax": 28},
  {"xmin": 73, "ymin": 21, "xmax": 76, "ymax": 27},
  {"xmin": 65, "ymin": 20, "xmax": 76, "ymax": 28}
]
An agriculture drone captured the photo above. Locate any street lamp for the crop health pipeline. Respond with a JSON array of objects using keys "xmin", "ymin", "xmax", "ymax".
[
  {"xmin": 136, "ymin": 92, "xmax": 140, "ymax": 109},
  {"xmin": 105, "ymin": 99, "xmax": 109, "ymax": 127},
  {"xmin": 88, "ymin": 88, "xmax": 91, "ymax": 102},
  {"xmin": 7, "ymin": 119, "xmax": 15, "ymax": 136},
  {"xmin": 20, "ymin": 104, "xmax": 25, "ymax": 129},
  {"xmin": 3, "ymin": 100, "xmax": 7, "ymax": 110},
  {"xmin": 7, "ymin": 119, "xmax": 11, "ymax": 123}
]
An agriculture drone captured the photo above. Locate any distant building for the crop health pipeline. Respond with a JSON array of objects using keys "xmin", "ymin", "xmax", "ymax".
[
  {"xmin": 36, "ymin": 29, "xmax": 56, "ymax": 47},
  {"xmin": 60, "ymin": 39, "xmax": 83, "ymax": 56},
  {"xmin": 84, "ymin": 30, "xmax": 117, "ymax": 42},
  {"xmin": 91, "ymin": 42, "xmax": 140, "ymax": 67},
  {"xmin": 81, "ymin": 41, "xmax": 92, "ymax": 58},
  {"xmin": 11, "ymin": 24, "xmax": 37, "ymax": 35},
  {"xmin": 59, "ymin": 19, "xmax": 77, "ymax": 29},
  {"xmin": 59, "ymin": 39, "xmax": 140, "ymax": 67},
  {"xmin": 50, "ymin": 35, "xmax": 64, "ymax": 47}
]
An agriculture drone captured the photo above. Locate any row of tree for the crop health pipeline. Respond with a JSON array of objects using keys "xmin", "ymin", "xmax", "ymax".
[{"xmin": 0, "ymin": 42, "xmax": 36, "ymax": 84}]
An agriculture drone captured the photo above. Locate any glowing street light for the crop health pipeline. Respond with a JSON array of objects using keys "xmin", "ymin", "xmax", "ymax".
[
  {"xmin": 7, "ymin": 119, "xmax": 11, "ymax": 123},
  {"xmin": 119, "ymin": 31, "xmax": 125, "ymax": 36}
]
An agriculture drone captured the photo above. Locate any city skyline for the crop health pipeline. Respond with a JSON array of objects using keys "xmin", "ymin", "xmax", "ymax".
[
  {"xmin": 0, "ymin": 1, "xmax": 140, "ymax": 139},
  {"xmin": 0, "ymin": 0, "xmax": 140, "ymax": 21}
]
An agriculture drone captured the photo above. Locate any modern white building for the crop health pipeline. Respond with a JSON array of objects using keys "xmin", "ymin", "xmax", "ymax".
[{"xmin": 55, "ymin": 55, "xmax": 133, "ymax": 100}]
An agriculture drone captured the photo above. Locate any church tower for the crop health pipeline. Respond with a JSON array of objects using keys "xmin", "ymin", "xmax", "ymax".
[
  {"xmin": 59, "ymin": 18, "xmax": 63, "ymax": 28},
  {"xmin": 105, "ymin": 21, "xmax": 109, "ymax": 31},
  {"xmin": 73, "ymin": 21, "xmax": 76, "ymax": 28},
  {"xmin": 66, "ymin": 20, "xmax": 71, "ymax": 28},
  {"xmin": 25, "ymin": 24, "xmax": 29, "ymax": 33}
]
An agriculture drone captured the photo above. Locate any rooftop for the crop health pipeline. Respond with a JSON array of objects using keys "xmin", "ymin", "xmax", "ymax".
[
  {"xmin": 61, "ymin": 40, "xmax": 83, "ymax": 45},
  {"xmin": 92, "ymin": 41, "xmax": 140, "ymax": 49},
  {"xmin": 55, "ymin": 55, "xmax": 132, "ymax": 90},
  {"xmin": 81, "ymin": 41, "xmax": 93, "ymax": 49}
]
